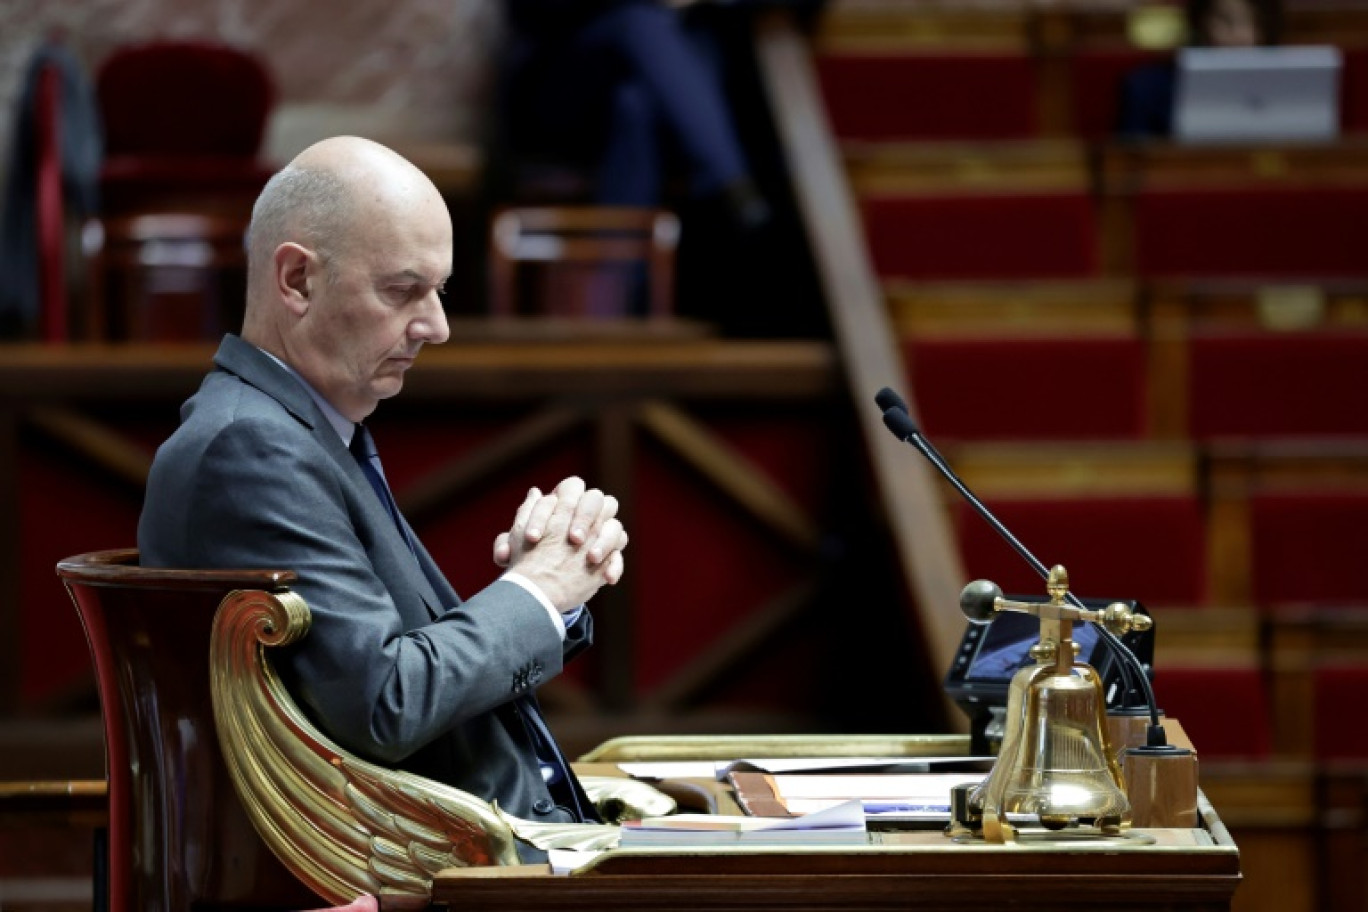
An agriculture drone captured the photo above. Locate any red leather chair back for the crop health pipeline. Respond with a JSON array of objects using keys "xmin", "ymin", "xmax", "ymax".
[{"xmin": 96, "ymin": 40, "xmax": 274, "ymax": 159}]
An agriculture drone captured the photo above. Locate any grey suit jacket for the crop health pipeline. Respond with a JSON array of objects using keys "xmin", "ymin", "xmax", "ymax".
[{"xmin": 138, "ymin": 334, "xmax": 593, "ymax": 827}]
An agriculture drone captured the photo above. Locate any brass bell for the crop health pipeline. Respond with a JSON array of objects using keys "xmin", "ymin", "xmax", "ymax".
[{"xmin": 959, "ymin": 565, "xmax": 1133, "ymax": 843}]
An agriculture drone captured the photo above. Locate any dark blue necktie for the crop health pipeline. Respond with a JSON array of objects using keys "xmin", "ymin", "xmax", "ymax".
[
  {"xmin": 353, "ymin": 425, "xmax": 595, "ymax": 822},
  {"xmin": 518, "ymin": 696, "xmax": 598, "ymax": 823},
  {"xmin": 350, "ymin": 424, "xmax": 416, "ymax": 555}
]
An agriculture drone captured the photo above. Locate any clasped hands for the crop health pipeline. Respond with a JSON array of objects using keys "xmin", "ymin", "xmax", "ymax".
[{"xmin": 492, "ymin": 476, "xmax": 628, "ymax": 612}]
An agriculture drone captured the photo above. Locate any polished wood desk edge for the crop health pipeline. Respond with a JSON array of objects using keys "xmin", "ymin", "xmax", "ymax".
[
  {"xmin": 0, "ymin": 777, "xmax": 108, "ymax": 823},
  {"xmin": 0, "ymin": 339, "xmax": 841, "ymax": 400},
  {"xmin": 578, "ymin": 733, "xmax": 974, "ymax": 763}
]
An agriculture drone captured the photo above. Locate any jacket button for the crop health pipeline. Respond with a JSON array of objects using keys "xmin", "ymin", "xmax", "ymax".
[{"xmin": 532, "ymin": 798, "xmax": 554, "ymax": 815}]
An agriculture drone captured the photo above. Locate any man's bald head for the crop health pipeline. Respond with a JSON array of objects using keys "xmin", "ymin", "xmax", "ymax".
[
  {"xmin": 238, "ymin": 136, "xmax": 452, "ymax": 419},
  {"xmin": 246, "ymin": 136, "xmax": 436, "ymax": 296}
]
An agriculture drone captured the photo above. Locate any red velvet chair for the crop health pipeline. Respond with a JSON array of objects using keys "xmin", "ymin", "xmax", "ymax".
[
  {"xmin": 906, "ymin": 335, "xmax": 1147, "ymax": 441},
  {"xmin": 1133, "ymin": 186, "xmax": 1368, "ymax": 280},
  {"xmin": 1187, "ymin": 330, "xmax": 1368, "ymax": 440},
  {"xmin": 1152, "ymin": 665, "xmax": 1273, "ymax": 760},
  {"xmin": 955, "ymin": 494, "xmax": 1208, "ymax": 609},
  {"xmin": 487, "ymin": 205, "xmax": 680, "ymax": 318},
  {"xmin": 34, "ymin": 55, "xmax": 67, "ymax": 340},
  {"xmin": 95, "ymin": 39, "xmax": 276, "ymax": 216},
  {"xmin": 862, "ymin": 191, "xmax": 1101, "ymax": 281},
  {"xmin": 1341, "ymin": 46, "xmax": 1368, "ymax": 135},
  {"xmin": 1250, "ymin": 491, "xmax": 1368, "ymax": 607},
  {"xmin": 1067, "ymin": 47, "xmax": 1166, "ymax": 141},
  {"xmin": 816, "ymin": 53, "xmax": 1040, "ymax": 141},
  {"xmin": 1314, "ymin": 665, "xmax": 1368, "ymax": 761}
]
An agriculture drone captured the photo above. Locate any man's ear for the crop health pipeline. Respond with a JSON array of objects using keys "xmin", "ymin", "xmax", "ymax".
[{"xmin": 274, "ymin": 242, "xmax": 315, "ymax": 315}]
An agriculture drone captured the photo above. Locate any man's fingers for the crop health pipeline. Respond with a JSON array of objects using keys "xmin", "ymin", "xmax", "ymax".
[
  {"xmin": 542, "ymin": 476, "xmax": 585, "ymax": 539},
  {"xmin": 567, "ymin": 488, "xmax": 606, "ymax": 545},
  {"xmin": 524, "ymin": 492, "xmax": 560, "ymax": 543},
  {"xmin": 602, "ymin": 550, "xmax": 625, "ymax": 586},
  {"xmin": 587, "ymin": 521, "xmax": 627, "ymax": 565},
  {"xmin": 511, "ymin": 486, "xmax": 542, "ymax": 537},
  {"xmin": 554, "ymin": 476, "xmax": 587, "ymax": 500},
  {"xmin": 492, "ymin": 531, "xmax": 512, "ymax": 567}
]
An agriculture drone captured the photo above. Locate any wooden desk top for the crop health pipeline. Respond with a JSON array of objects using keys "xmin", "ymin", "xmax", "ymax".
[{"xmin": 431, "ymin": 796, "xmax": 1240, "ymax": 910}]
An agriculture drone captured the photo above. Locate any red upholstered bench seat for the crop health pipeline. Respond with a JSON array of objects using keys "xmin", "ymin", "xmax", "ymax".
[
  {"xmin": 954, "ymin": 494, "xmax": 1207, "ymax": 609},
  {"xmin": 1134, "ymin": 186, "xmax": 1368, "ymax": 279},
  {"xmin": 1251, "ymin": 491, "xmax": 1368, "ymax": 607},
  {"xmin": 1187, "ymin": 330, "xmax": 1368, "ymax": 440},
  {"xmin": 905, "ymin": 334, "xmax": 1147, "ymax": 441},
  {"xmin": 863, "ymin": 192, "xmax": 1100, "ymax": 280},
  {"xmin": 817, "ymin": 53, "xmax": 1039, "ymax": 141},
  {"xmin": 1067, "ymin": 47, "xmax": 1166, "ymax": 141},
  {"xmin": 1314, "ymin": 664, "xmax": 1368, "ymax": 760},
  {"xmin": 1153, "ymin": 665, "xmax": 1273, "ymax": 760}
]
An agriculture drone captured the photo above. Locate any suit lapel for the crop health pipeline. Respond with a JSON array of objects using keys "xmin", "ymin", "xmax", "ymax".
[{"xmin": 213, "ymin": 335, "xmax": 447, "ymax": 621}]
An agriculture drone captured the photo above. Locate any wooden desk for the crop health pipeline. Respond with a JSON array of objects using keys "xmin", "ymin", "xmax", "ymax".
[
  {"xmin": 433, "ymin": 733, "xmax": 1239, "ymax": 910},
  {"xmin": 431, "ymin": 796, "xmax": 1239, "ymax": 910}
]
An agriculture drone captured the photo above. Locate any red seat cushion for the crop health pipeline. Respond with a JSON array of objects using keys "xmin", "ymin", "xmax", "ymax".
[
  {"xmin": 1187, "ymin": 331, "xmax": 1368, "ymax": 439},
  {"xmin": 1314, "ymin": 665, "xmax": 1368, "ymax": 760},
  {"xmin": 817, "ymin": 53, "xmax": 1039, "ymax": 141},
  {"xmin": 1342, "ymin": 46, "xmax": 1368, "ymax": 135},
  {"xmin": 1134, "ymin": 187, "xmax": 1368, "ymax": 279},
  {"xmin": 863, "ymin": 193, "xmax": 1099, "ymax": 280},
  {"xmin": 1068, "ymin": 48, "xmax": 1166, "ymax": 141},
  {"xmin": 1152, "ymin": 665, "xmax": 1272, "ymax": 759},
  {"xmin": 955, "ymin": 495, "xmax": 1207, "ymax": 607},
  {"xmin": 1251, "ymin": 492, "xmax": 1368, "ymax": 606},
  {"xmin": 906, "ymin": 335, "xmax": 1147, "ymax": 441}
]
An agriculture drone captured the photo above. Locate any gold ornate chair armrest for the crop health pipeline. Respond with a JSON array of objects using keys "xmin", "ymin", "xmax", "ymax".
[{"xmin": 209, "ymin": 588, "xmax": 624, "ymax": 907}]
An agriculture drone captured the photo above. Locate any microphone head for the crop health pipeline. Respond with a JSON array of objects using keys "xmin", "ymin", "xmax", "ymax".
[
  {"xmin": 959, "ymin": 579, "xmax": 1002, "ymax": 624},
  {"xmin": 882, "ymin": 406, "xmax": 919, "ymax": 442},
  {"xmin": 875, "ymin": 387, "xmax": 909, "ymax": 415}
]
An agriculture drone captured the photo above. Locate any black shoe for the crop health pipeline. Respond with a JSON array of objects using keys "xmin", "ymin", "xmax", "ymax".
[{"xmin": 720, "ymin": 177, "xmax": 772, "ymax": 234}]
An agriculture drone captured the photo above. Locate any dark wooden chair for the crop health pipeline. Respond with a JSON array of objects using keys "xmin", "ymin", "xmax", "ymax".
[
  {"xmin": 487, "ymin": 206, "xmax": 680, "ymax": 319},
  {"xmin": 56, "ymin": 550, "xmax": 645, "ymax": 910},
  {"xmin": 56, "ymin": 549, "xmax": 319, "ymax": 912},
  {"xmin": 94, "ymin": 39, "xmax": 276, "ymax": 218},
  {"xmin": 86, "ymin": 212, "xmax": 249, "ymax": 341}
]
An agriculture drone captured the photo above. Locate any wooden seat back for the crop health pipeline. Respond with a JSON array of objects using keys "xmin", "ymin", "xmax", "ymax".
[{"xmin": 56, "ymin": 549, "xmax": 317, "ymax": 912}]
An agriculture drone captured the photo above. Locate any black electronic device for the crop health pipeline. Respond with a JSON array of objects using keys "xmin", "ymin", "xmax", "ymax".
[{"xmin": 944, "ymin": 595, "xmax": 1154, "ymax": 756}]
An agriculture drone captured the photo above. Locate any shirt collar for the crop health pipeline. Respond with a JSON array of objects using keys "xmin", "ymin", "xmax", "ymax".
[{"xmin": 257, "ymin": 347, "xmax": 357, "ymax": 446}]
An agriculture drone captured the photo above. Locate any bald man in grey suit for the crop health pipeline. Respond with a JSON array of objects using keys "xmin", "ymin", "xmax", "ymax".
[{"xmin": 138, "ymin": 137, "xmax": 627, "ymax": 847}]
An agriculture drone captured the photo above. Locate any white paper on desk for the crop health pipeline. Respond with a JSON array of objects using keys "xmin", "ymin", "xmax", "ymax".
[
  {"xmin": 782, "ymin": 798, "xmax": 954, "ymax": 819},
  {"xmin": 616, "ymin": 761, "xmax": 719, "ymax": 779},
  {"xmin": 617, "ymin": 757, "xmax": 987, "ymax": 781},
  {"xmin": 630, "ymin": 798, "xmax": 867, "ymax": 832},
  {"xmin": 549, "ymin": 848, "xmax": 603, "ymax": 875},
  {"xmin": 768, "ymin": 773, "xmax": 986, "ymax": 802}
]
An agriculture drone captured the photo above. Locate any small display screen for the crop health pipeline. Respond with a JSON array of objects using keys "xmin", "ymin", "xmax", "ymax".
[{"xmin": 963, "ymin": 612, "xmax": 1100, "ymax": 682}]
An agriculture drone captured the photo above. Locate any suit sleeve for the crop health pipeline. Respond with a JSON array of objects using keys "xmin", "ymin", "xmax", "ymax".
[{"xmin": 187, "ymin": 418, "xmax": 571, "ymax": 764}]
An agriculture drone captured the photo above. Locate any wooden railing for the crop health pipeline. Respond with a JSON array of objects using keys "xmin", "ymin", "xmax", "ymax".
[{"xmin": 753, "ymin": 8, "xmax": 969, "ymax": 729}]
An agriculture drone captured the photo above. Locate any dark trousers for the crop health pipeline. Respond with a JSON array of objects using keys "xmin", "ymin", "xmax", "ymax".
[{"xmin": 504, "ymin": 0, "xmax": 750, "ymax": 206}]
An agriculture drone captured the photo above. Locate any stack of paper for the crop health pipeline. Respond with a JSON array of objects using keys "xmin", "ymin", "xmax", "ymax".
[
  {"xmin": 763, "ymin": 772, "xmax": 986, "ymax": 819},
  {"xmin": 617, "ymin": 798, "xmax": 868, "ymax": 846},
  {"xmin": 617, "ymin": 756, "xmax": 992, "ymax": 781}
]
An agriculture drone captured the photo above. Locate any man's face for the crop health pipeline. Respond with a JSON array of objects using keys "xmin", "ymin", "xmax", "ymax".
[{"xmin": 300, "ymin": 191, "xmax": 452, "ymax": 421}]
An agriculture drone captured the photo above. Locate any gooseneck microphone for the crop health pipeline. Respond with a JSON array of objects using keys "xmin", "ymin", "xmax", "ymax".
[
  {"xmin": 874, "ymin": 386, "xmax": 1168, "ymax": 747},
  {"xmin": 874, "ymin": 386, "xmax": 909, "ymax": 415},
  {"xmin": 882, "ymin": 406, "xmax": 1046, "ymax": 592}
]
